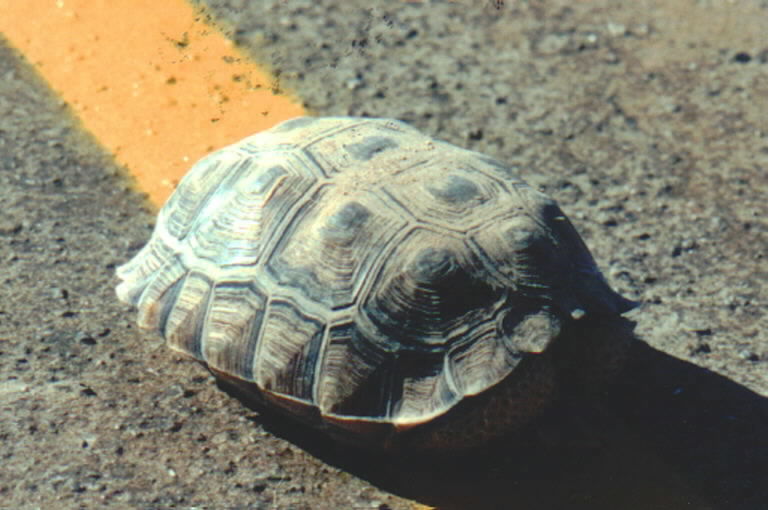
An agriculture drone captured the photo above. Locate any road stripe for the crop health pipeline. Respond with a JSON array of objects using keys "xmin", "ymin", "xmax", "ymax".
[{"xmin": 0, "ymin": 0, "xmax": 305, "ymax": 206}]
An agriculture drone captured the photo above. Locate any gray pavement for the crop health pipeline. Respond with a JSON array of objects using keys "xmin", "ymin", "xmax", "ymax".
[{"xmin": 2, "ymin": 1, "xmax": 766, "ymax": 508}]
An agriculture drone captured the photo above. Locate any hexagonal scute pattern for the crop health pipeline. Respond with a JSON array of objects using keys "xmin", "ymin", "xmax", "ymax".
[{"xmin": 117, "ymin": 116, "xmax": 634, "ymax": 437}]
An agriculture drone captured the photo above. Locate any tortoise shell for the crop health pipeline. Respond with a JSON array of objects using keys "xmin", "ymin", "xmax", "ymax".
[{"xmin": 116, "ymin": 117, "xmax": 635, "ymax": 448}]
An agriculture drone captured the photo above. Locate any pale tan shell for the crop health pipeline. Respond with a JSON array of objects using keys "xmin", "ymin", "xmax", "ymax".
[{"xmin": 116, "ymin": 116, "xmax": 634, "ymax": 443}]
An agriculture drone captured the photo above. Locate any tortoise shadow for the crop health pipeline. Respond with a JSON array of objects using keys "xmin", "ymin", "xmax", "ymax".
[{"xmin": 220, "ymin": 339, "xmax": 768, "ymax": 510}]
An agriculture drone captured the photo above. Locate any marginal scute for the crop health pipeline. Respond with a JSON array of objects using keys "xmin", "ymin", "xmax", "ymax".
[
  {"xmin": 501, "ymin": 306, "xmax": 561, "ymax": 354},
  {"xmin": 446, "ymin": 315, "xmax": 519, "ymax": 396},
  {"xmin": 115, "ymin": 116, "xmax": 637, "ymax": 449},
  {"xmin": 135, "ymin": 256, "xmax": 187, "ymax": 330},
  {"xmin": 201, "ymin": 282, "xmax": 267, "ymax": 380},
  {"xmin": 115, "ymin": 237, "xmax": 177, "ymax": 305},
  {"xmin": 393, "ymin": 352, "xmax": 458, "ymax": 424},
  {"xmin": 255, "ymin": 298, "xmax": 325, "ymax": 402},
  {"xmin": 164, "ymin": 271, "xmax": 215, "ymax": 359},
  {"xmin": 317, "ymin": 320, "xmax": 392, "ymax": 416}
]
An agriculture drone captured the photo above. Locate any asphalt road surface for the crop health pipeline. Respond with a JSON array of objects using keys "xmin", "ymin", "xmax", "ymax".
[{"xmin": 1, "ymin": 1, "xmax": 766, "ymax": 508}]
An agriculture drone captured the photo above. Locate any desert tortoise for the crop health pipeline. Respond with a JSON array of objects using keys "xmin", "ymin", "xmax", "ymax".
[{"xmin": 116, "ymin": 116, "xmax": 636, "ymax": 450}]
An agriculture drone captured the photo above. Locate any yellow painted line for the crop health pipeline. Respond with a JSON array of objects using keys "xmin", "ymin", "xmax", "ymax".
[{"xmin": 0, "ymin": 0, "xmax": 305, "ymax": 206}]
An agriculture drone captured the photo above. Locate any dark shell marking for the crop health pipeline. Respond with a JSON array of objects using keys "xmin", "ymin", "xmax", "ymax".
[{"xmin": 116, "ymin": 116, "xmax": 635, "ymax": 448}]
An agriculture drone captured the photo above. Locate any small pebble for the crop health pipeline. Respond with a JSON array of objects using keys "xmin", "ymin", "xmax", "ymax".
[
  {"xmin": 732, "ymin": 52, "xmax": 751, "ymax": 63},
  {"xmin": 76, "ymin": 332, "xmax": 97, "ymax": 346},
  {"xmin": 0, "ymin": 221, "xmax": 23, "ymax": 235},
  {"xmin": 738, "ymin": 349, "xmax": 759, "ymax": 362}
]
